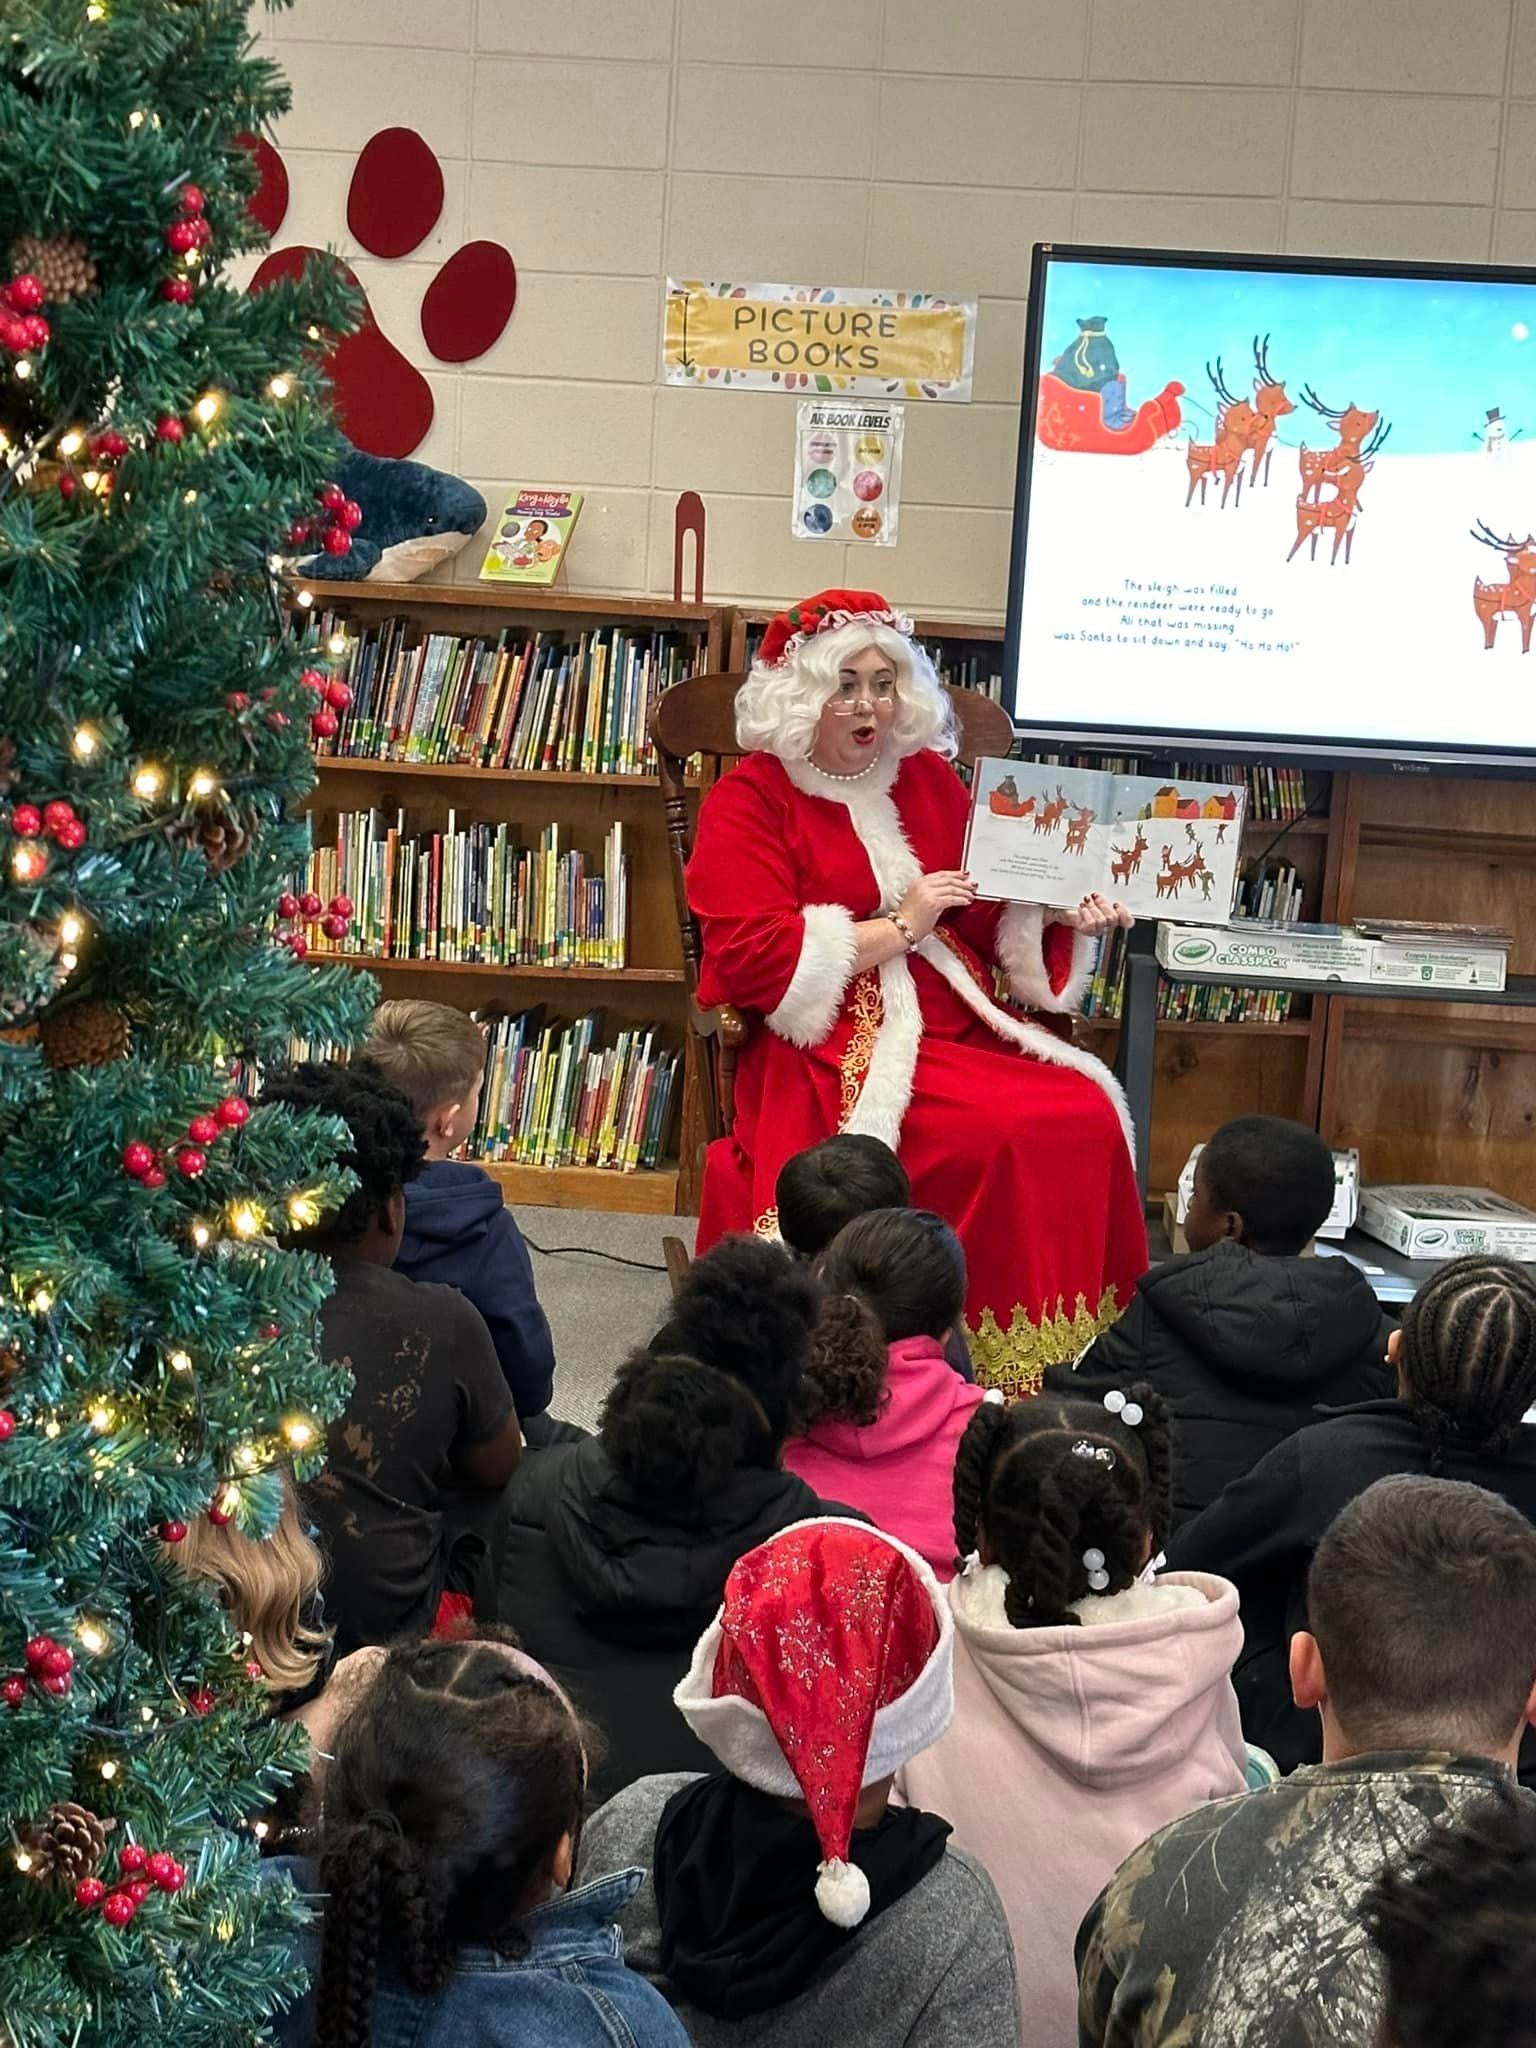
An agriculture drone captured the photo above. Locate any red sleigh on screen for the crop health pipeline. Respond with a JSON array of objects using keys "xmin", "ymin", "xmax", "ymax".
[{"xmin": 1035, "ymin": 373, "xmax": 1186, "ymax": 455}]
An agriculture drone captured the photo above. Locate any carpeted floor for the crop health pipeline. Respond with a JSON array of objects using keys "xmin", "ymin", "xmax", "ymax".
[{"xmin": 511, "ymin": 1207, "xmax": 697, "ymax": 1432}]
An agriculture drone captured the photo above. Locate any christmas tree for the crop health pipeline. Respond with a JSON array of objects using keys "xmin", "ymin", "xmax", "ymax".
[{"xmin": 0, "ymin": 3, "xmax": 377, "ymax": 2041}]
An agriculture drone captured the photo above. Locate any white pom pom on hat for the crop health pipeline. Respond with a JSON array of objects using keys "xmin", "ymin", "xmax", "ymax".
[{"xmin": 816, "ymin": 1857, "xmax": 873, "ymax": 1928}]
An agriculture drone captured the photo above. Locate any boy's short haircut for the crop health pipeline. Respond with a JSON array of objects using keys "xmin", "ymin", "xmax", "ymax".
[
  {"xmin": 365, "ymin": 999, "xmax": 487, "ymax": 1119},
  {"xmin": 776, "ymin": 1134, "xmax": 911, "ymax": 1260},
  {"xmin": 1307, "ymin": 1474, "xmax": 1536, "ymax": 1754},
  {"xmin": 1198, "ymin": 1113, "xmax": 1337, "ymax": 1255}
]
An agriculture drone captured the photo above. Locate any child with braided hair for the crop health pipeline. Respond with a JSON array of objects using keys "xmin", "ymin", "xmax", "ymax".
[
  {"xmin": 268, "ymin": 1626, "xmax": 688, "ymax": 2048},
  {"xmin": 1171, "ymin": 1255, "xmax": 1536, "ymax": 1779},
  {"xmin": 898, "ymin": 1385, "xmax": 1246, "ymax": 2045}
]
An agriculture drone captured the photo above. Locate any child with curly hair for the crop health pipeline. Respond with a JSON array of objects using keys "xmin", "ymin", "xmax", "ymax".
[
  {"xmin": 496, "ymin": 1235, "xmax": 856, "ymax": 1803},
  {"xmin": 269, "ymin": 1627, "xmax": 687, "ymax": 2048},
  {"xmin": 898, "ymin": 1385, "xmax": 1246, "ymax": 2045},
  {"xmin": 782, "ymin": 1209, "xmax": 986, "ymax": 1577}
]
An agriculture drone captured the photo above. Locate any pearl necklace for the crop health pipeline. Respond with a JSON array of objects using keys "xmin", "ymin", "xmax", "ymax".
[{"xmin": 808, "ymin": 752, "xmax": 883, "ymax": 783}]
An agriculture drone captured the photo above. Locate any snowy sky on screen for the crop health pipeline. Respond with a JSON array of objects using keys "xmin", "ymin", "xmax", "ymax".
[{"xmin": 1039, "ymin": 257, "xmax": 1536, "ymax": 455}]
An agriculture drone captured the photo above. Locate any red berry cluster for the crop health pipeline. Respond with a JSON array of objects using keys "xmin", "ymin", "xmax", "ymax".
[
  {"xmin": 288, "ymin": 480, "xmax": 363, "ymax": 561},
  {"xmin": 2, "ymin": 1634, "xmax": 75, "ymax": 1708},
  {"xmin": 0, "ymin": 272, "xmax": 50, "ymax": 359},
  {"xmin": 0, "ymin": 1410, "xmax": 14, "ymax": 1441},
  {"xmin": 76, "ymin": 1840, "xmax": 187, "ymax": 1925},
  {"xmin": 275, "ymin": 888, "xmax": 353, "ymax": 960},
  {"xmin": 299, "ymin": 665, "xmax": 354, "ymax": 740},
  {"xmin": 7, "ymin": 796, "xmax": 88, "ymax": 866},
  {"xmin": 121, "ymin": 1093, "xmax": 249, "ymax": 1189},
  {"xmin": 160, "ymin": 182, "xmax": 212, "ymax": 297}
]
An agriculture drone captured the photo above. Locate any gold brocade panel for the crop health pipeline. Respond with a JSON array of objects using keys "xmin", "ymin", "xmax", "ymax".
[{"xmin": 967, "ymin": 1287, "xmax": 1122, "ymax": 1400}]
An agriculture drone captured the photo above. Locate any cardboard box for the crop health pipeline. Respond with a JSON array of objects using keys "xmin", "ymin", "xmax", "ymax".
[
  {"xmin": 1175, "ymin": 1145, "xmax": 1359, "ymax": 1242},
  {"xmin": 1357, "ymin": 1185, "xmax": 1536, "ymax": 1262},
  {"xmin": 1367, "ymin": 940, "xmax": 1507, "ymax": 992},
  {"xmin": 1157, "ymin": 922, "xmax": 1374, "ymax": 984}
]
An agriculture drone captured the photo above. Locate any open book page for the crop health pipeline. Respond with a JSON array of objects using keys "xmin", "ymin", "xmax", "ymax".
[{"xmin": 965, "ymin": 760, "xmax": 1246, "ymax": 924}]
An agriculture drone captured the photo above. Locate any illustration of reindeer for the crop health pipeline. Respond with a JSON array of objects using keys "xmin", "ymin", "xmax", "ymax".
[
  {"xmin": 1471, "ymin": 522, "xmax": 1536, "ymax": 653},
  {"xmin": 1186, "ymin": 368, "xmax": 1255, "ymax": 508},
  {"xmin": 1288, "ymin": 489, "xmax": 1362, "ymax": 566},
  {"xmin": 1063, "ymin": 805, "xmax": 1096, "ymax": 856},
  {"xmin": 1033, "ymin": 785, "xmax": 1069, "ymax": 836},
  {"xmin": 1155, "ymin": 847, "xmax": 1209, "ymax": 899},
  {"xmin": 1244, "ymin": 334, "xmax": 1295, "ymax": 486},
  {"xmin": 1298, "ymin": 392, "xmax": 1390, "ymax": 501},
  {"xmin": 1109, "ymin": 826, "xmax": 1148, "ymax": 884}
]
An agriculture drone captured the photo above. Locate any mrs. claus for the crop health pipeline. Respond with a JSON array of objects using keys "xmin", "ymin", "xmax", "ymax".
[{"xmin": 687, "ymin": 589, "xmax": 1148, "ymax": 1395}]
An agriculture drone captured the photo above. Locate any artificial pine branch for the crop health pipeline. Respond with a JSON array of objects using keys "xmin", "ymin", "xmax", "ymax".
[{"xmin": 0, "ymin": 6, "xmax": 375, "ymax": 2042}]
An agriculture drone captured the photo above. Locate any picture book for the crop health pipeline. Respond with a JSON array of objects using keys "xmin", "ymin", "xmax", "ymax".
[
  {"xmin": 480, "ymin": 487, "xmax": 583, "ymax": 585},
  {"xmin": 964, "ymin": 760, "xmax": 1246, "ymax": 924}
]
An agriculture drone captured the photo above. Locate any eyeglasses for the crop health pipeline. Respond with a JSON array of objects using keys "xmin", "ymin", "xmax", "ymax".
[{"xmin": 828, "ymin": 675, "xmax": 897, "ymax": 715}]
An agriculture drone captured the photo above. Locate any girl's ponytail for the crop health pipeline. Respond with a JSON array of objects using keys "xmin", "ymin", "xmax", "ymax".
[{"xmin": 803, "ymin": 1291, "xmax": 888, "ymax": 1427}]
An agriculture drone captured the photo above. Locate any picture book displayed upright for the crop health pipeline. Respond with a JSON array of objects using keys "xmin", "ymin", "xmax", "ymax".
[
  {"xmin": 480, "ymin": 488, "xmax": 583, "ymax": 585},
  {"xmin": 964, "ymin": 760, "xmax": 1246, "ymax": 923}
]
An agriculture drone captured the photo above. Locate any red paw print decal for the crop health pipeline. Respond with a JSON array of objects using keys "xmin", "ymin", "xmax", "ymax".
[{"xmin": 246, "ymin": 128, "xmax": 516, "ymax": 459}]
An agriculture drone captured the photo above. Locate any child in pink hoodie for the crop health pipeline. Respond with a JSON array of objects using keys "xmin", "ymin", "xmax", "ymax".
[
  {"xmin": 897, "ymin": 1383, "xmax": 1248, "ymax": 2046},
  {"xmin": 783, "ymin": 1209, "xmax": 986, "ymax": 1579}
]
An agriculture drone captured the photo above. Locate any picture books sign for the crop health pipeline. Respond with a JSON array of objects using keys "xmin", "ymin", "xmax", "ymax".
[{"xmin": 663, "ymin": 280, "xmax": 975, "ymax": 400}]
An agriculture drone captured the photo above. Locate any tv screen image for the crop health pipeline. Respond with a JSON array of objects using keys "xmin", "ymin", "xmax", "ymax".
[{"xmin": 1004, "ymin": 244, "xmax": 1536, "ymax": 773}]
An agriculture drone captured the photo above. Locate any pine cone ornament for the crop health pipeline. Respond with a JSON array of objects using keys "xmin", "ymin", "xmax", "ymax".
[
  {"xmin": 167, "ymin": 803, "xmax": 255, "ymax": 874},
  {"xmin": 39, "ymin": 998, "xmax": 131, "ymax": 1070},
  {"xmin": 0, "ymin": 737, "xmax": 16, "ymax": 797},
  {"xmin": 19, "ymin": 1802, "xmax": 116, "ymax": 1891},
  {"xmin": 10, "ymin": 233, "xmax": 96, "ymax": 301}
]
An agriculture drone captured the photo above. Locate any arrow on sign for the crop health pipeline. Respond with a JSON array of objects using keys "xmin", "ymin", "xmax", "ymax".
[{"xmin": 670, "ymin": 286, "xmax": 695, "ymax": 370}]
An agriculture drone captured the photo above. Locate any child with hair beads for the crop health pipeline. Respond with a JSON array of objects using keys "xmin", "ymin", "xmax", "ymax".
[
  {"xmin": 782, "ymin": 1209, "xmax": 985, "ymax": 1576},
  {"xmin": 898, "ymin": 1384, "xmax": 1246, "ymax": 2044},
  {"xmin": 270, "ymin": 1627, "xmax": 688, "ymax": 2048},
  {"xmin": 1172, "ymin": 1255, "xmax": 1536, "ymax": 1777}
]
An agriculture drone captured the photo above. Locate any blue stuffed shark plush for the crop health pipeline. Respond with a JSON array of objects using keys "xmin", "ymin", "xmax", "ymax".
[{"xmin": 301, "ymin": 442, "xmax": 487, "ymax": 583}]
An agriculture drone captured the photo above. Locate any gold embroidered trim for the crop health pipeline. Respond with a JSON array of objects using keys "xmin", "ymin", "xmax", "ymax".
[
  {"xmin": 753, "ymin": 1205, "xmax": 780, "ymax": 1238},
  {"xmin": 966, "ymin": 1287, "xmax": 1122, "ymax": 1400},
  {"xmin": 838, "ymin": 970, "xmax": 884, "ymax": 1125}
]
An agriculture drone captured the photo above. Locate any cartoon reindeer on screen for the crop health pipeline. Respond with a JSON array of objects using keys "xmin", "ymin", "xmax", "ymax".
[
  {"xmin": 1471, "ymin": 522, "xmax": 1536, "ymax": 653},
  {"xmin": 1289, "ymin": 390, "xmax": 1391, "ymax": 566},
  {"xmin": 1244, "ymin": 334, "xmax": 1295, "ymax": 486},
  {"xmin": 1186, "ymin": 366, "xmax": 1255, "ymax": 509}
]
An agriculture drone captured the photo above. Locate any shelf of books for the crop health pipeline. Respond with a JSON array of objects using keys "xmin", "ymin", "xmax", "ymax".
[{"xmin": 287, "ymin": 579, "xmax": 731, "ymax": 1213}]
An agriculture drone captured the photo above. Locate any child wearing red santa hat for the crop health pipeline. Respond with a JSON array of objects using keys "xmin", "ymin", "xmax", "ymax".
[{"xmin": 575, "ymin": 1517, "xmax": 1019, "ymax": 2046}]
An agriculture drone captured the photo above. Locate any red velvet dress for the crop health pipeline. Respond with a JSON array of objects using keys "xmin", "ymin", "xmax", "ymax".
[{"xmin": 688, "ymin": 745, "xmax": 1148, "ymax": 1396}]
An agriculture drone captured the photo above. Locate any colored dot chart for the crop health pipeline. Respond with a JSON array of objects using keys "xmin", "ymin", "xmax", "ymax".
[{"xmin": 793, "ymin": 400, "xmax": 904, "ymax": 546}]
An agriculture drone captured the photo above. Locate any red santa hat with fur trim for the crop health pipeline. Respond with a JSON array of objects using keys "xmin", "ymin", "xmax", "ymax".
[
  {"xmin": 672, "ymin": 1516, "xmax": 954, "ymax": 1927},
  {"xmin": 757, "ymin": 588, "xmax": 916, "ymax": 670}
]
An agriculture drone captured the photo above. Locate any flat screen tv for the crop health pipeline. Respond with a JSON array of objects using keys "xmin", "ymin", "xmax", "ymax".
[{"xmin": 1003, "ymin": 242, "xmax": 1536, "ymax": 775}]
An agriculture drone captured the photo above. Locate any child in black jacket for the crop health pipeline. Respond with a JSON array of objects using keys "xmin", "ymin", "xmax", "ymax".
[{"xmin": 1044, "ymin": 1115, "xmax": 1391, "ymax": 1529}]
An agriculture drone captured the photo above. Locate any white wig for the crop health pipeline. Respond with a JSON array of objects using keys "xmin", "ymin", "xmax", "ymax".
[{"xmin": 735, "ymin": 621, "xmax": 958, "ymax": 767}]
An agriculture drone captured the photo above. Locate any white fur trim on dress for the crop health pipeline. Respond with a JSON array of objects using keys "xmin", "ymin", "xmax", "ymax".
[
  {"xmin": 777, "ymin": 754, "xmax": 1134, "ymax": 1160},
  {"xmin": 996, "ymin": 901, "xmax": 1096, "ymax": 1015},
  {"xmin": 673, "ymin": 1517, "xmax": 955, "ymax": 1799},
  {"xmin": 765, "ymin": 903, "xmax": 859, "ymax": 1047}
]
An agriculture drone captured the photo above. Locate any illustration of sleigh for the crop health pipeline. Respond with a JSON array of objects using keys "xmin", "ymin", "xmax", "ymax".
[{"xmin": 1036, "ymin": 373, "xmax": 1186, "ymax": 455}]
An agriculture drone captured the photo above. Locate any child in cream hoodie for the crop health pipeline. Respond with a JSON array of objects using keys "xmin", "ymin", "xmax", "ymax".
[{"xmin": 898, "ymin": 1384, "xmax": 1248, "ymax": 2046}]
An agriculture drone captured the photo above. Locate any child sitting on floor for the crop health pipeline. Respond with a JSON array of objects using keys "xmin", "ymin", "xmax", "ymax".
[
  {"xmin": 782, "ymin": 1209, "xmax": 986, "ymax": 1578},
  {"xmin": 365, "ymin": 999, "xmax": 560, "ymax": 1437},
  {"xmin": 576, "ymin": 1518, "xmax": 1020, "ymax": 2046},
  {"xmin": 269, "ymin": 1627, "xmax": 688, "ymax": 2048},
  {"xmin": 1044, "ymin": 1114, "xmax": 1391, "ymax": 1528},
  {"xmin": 897, "ymin": 1385, "xmax": 1247, "ymax": 2047},
  {"xmin": 777, "ymin": 1135, "xmax": 973, "ymax": 1379}
]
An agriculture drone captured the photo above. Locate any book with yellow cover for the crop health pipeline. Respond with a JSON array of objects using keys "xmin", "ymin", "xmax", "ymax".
[{"xmin": 480, "ymin": 487, "xmax": 583, "ymax": 585}]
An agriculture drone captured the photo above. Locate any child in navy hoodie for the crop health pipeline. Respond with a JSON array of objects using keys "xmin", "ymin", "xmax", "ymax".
[{"xmin": 367, "ymin": 1000, "xmax": 559, "ymax": 1432}]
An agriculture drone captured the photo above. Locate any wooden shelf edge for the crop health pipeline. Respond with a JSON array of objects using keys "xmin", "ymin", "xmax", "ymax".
[
  {"xmin": 479, "ymin": 1160, "xmax": 680, "ymax": 1214},
  {"xmin": 317, "ymin": 953, "xmax": 682, "ymax": 984},
  {"xmin": 290, "ymin": 578, "xmax": 718, "ymax": 624},
  {"xmin": 312, "ymin": 756, "xmax": 668, "ymax": 789},
  {"xmin": 1078, "ymin": 1017, "xmax": 1312, "ymax": 1038},
  {"xmin": 1360, "ymin": 822, "xmax": 1536, "ymax": 861}
]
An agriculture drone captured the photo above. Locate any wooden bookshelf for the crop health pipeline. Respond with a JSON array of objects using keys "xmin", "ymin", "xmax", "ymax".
[{"xmin": 292, "ymin": 579, "xmax": 728, "ymax": 1214}]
